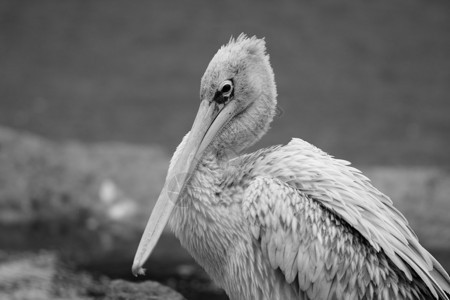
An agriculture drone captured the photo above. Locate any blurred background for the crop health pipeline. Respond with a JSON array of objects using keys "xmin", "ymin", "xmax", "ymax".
[{"xmin": 0, "ymin": 0, "xmax": 449, "ymax": 299}]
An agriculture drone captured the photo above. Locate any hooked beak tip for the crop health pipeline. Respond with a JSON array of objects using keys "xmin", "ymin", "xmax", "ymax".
[{"xmin": 131, "ymin": 263, "xmax": 146, "ymax": 277}]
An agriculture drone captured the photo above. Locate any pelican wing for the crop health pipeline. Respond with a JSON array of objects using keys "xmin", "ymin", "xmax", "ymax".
[{"xmin": 243, "ymin": 138, "xmax": 450, "ymax": 299}]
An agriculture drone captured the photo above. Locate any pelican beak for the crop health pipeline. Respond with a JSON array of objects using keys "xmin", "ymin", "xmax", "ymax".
[{"xmin": 132, "ymin": 99, "xmax": 238, "ymax": 276}]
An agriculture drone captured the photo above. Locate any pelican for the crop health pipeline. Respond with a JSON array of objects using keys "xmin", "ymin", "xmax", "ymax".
[{"xmin": 132, "ymin": 34, "xmax": 450, "ymax": 299}]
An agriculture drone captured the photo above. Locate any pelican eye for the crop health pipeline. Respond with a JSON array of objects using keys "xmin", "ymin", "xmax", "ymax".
[
  {"xmin": 213, "ymin": 79, "xmax": 234, "ymax": 104},
  {"xmin": 219, "ymin": 80, "xmax": 233, "ymax": 98}
]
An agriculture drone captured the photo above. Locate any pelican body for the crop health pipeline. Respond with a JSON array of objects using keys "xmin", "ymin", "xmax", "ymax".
[{"xmin": 133, "ymin": 35, "xmax": 450, "ymax": 299}]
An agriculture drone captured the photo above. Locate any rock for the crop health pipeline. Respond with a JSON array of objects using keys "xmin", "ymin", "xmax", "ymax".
[
  {"xmin": 0, "ymin": 251, "xmax": 186, "ymax": 300},
  {"xmin": 0, "ymin": 251, "xmax": 56, "ymax": 300},
  {"xmin": 105, "ymin": 280, "xmax": 186, "ymax": 300},
  {"xmin": 0, "ymin": 251, "xmax": 106, "ymax": 300}
]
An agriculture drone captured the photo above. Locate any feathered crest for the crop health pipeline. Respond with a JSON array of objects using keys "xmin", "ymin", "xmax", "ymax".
[{"xmin": 222, "ymin": 33, "xmax": 267, "ymax": 57}]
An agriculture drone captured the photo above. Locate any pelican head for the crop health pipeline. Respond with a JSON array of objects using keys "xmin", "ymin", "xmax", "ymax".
[{"xmin": 132, "ymin": 34, "xmax": 277, "ymax": 275}]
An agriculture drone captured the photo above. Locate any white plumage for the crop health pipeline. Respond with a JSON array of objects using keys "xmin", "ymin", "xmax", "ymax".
[{"xmin": 132, "ymin": 34, "xmax": 450, "ymax": 300}]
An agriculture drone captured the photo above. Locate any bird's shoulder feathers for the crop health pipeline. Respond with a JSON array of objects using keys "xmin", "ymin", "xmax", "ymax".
[{"xmin": 242, "ymin": 138, "xmax": 450, "ymax": 299}]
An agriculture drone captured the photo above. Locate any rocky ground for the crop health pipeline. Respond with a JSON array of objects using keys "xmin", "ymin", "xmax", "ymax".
[{"xmin": 0, "ymin": 251, "xmax": 187, "ymax": 300}]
